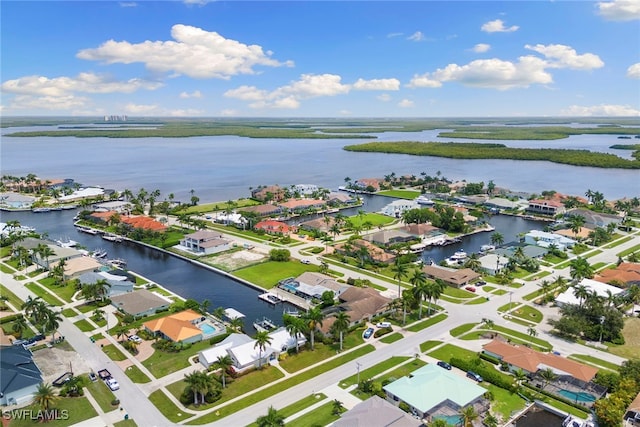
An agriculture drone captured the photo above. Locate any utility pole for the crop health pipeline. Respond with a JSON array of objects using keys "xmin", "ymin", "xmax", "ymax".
[
  {"xmin": 599, "ymin": 316, "xmax": 605, "ymax": 345},
  {"xmin": 356, "ymin": 362, "xmax": 362, "ymax": 386}
]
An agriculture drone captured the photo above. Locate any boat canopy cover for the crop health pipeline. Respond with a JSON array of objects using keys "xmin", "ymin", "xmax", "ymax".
[{"xmin": 225, "ymin": 308, "xmax": 245, "ymax": 319}]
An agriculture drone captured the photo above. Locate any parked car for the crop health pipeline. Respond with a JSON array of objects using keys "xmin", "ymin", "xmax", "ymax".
[
  {"xmin": 376, "ymin": 322, "xmax": 391, "ymax": 329},
  {"xmin": 106, "ymin": 378, "xmax": 120, "ymax": 391},
  {"xmin": 466, "ymin": 371, "xmax": 483, "ymax": 382},
  {"xmin": 363, "ymin": 328, "xmax": 374, "ymax": 339},
  {"xmin": 128, "ymin": 335, "xmax": 142, "ymax": 343},
  {"xmin": 476, "ymin": 280, "xmax": 487, "ymax": 286},
  {"xmin": 300, "ymin": 259, "xmax": 311, "ymax": 264},
  {"xmin": 465, "ymin": 286, "xmax": 476, "ymax": 293},
  {"xmin": 437, "ymin": 361, "xmax": 452, "ymax": 370},
  {"xmin": 88, "ymin": 372, "xmax": 97, "ymax": 382},
  {"xmin": 12, "ymin": 339, "xmax": 27, "ymax": 346}
]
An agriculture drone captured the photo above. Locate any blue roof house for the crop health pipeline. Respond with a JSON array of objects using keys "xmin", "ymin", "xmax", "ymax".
[
  {"xmin": 0, "ymin": 345, "xmax": 43, "ymax": 405},
  {"xmin": 383, "ymin": 364, "xmax": 487, "ymax": 421}
]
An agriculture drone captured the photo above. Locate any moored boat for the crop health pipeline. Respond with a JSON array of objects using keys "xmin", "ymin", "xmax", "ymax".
[
  {"xmin": 92, "ymin": 248, "xmax": 107, "ymax": 259},
  {"xmin": 253, "ymin": 317, "xmax": 277, "ymax": 332},
  {"xmin": 102, "ymin": 234, "xmax": 122, "ymax": 243}
]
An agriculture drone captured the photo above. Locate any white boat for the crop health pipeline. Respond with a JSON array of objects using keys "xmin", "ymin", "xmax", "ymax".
[
  {"xmin": 108, "ymin": 258, "xmax": 127, "ymax": 268},
  {"xmin": 56, "ymin": 238, "xmax": 78, "ymax": 248},
  {"xmin": 562, "ymin": 415, "xmax": 594, "ymax": 427},
  {"xmin": 253, "ymin": 317, "xmax": 277, "ymax": 332},
  {"xmin": 77, "ymin": 226, "xmax": 99, "ymax": 235},
  {"xmin": 415, "ymin": 195, "xmax": 434, "ymax": 206},
  {"xmin": 32, "ymin": 207, "xmax": 51, "ymax": 213},
  {"xmin": 92, "ymin": 248, "xmax": 107, "ymax": 259},
  {"xmin": 449, "ymin": 250, "xmax": 468, "ymax": 261},
  {"xmin": 480, "ymin": 244, "xmax": 495, "ymax": 252},
  {"xmin": 102, "ymin": 234, "xmax": 122, "ymax": 243}
]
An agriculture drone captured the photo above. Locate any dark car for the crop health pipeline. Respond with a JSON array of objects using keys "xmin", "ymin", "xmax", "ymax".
[
  {"xmin": 363, "ymin": 328, "xmax": 374, "ymax": 339},
  {"xmin": 88, "ymin": 372, "xmax": 98, "ymax": 382},
  {"xmin": 466, "ymin": 371, "xmax": 483, "ymax": 382},
  {"xmin": 437, "ymin": 361, "xmax": 452, "ymax": 370}
]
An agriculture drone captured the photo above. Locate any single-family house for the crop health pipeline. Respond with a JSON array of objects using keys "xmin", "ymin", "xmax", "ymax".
[
  {"xmin": 527, "ymin": 199, "xmax": 565, "ymax": 216},
  {"xmin": 383, "ymin": 364, "xmax": 487, "ymax": 420},
  {"xmin": 495, "ymin": 245, "xmax": 548, "ymax": 260},
  {"xmin": 111, "ymin": 289, "xmax": 171, "ymax": 317},
  {"xmin": 555, "ymin": 279, "xmax": 625, "ymax": 308},
  {"xmin": 93, "ymin": 200, "xmax": 132, "ymax": 213},
  {"xmin": 523, "ymin": 230, "xmax": 575, "ymax": 250},
  {"xmin": 121, "ymin": 215, "xmax": 167, "ymax": 232},
  {"xmin": 354, "ymin": 178, "xmax": 381, "ymax": 192},
  {"xmin": 58, "ymin": 187, "xmax": 105, "ymax": 203},
  {"xmin": 422, "ymin": 264, "xmax": 481, "ymax": 288},
  {"xmin": 565, "ymin": 208, "xmax": 623, "ymax": 229},
  {"xmin": 595, "ymin": 262, "xmax": 640, "ymax": 286},
  {"xmin": 364, "ymin": 230, "xmax": 416, "ymax": 247},
  {"xmin": 279, "ymin": 272, "xmax": 348, "ymax": 301},
  {"xmin": 334, "ymin": 239, "xmax": 396, "ymax": 264},
  {"xmin": 293, "ymin": 184, "xmax": 319, "ymax": 196},
  {"xmin": 254, "ymin": 220, "xmax": 296, "ymax": 235},
  {"xmin": 251, "ymin": 185, "xmax": 286, "ymax": 202},
  {"xmin": 625, "ymin": 391, "xmax": 640, "ymax": 425},
  {"xmin": 381, "ymin": 200, "xmax": 420, "ymax": 218},
  {"xmin": 278, "ymin": 199, "xmax": 326, "ymax": 213},
  {"xmin": 326, "ymin": 192, "xmax": 355, "ymax": 206},
  {"xmin": 57, "ymin": 256, "xmax": 103, "ymax": 280},
  {"xmin": 239, "ymin": 204, "xmax": 283, "ymax": 217},
  {"xmin": 322, "ymin": 286, "xmax": 392, "ymax": 333},
  {"xmin": 143, "ymin": 309, "xmax": 206, "ymax": 344},
  {"xmin": 482, "ymin": 339, "xmax": 599, "ymax": 388},
  {"xmin": 333, "ymin": 396, "xmax": 421, "ymax": 427},
  {"xmin": 299, "ymin": 217, "xmax": 336, "ymax": 233},
  {"xmin": 0, "ymin": 345, "xmax": 43, "ymax": 406},
  {"xmin": 478, "ymin": 253, "xmax": 510, "ymax": 276},
  {"xmin": 78, "ymin": 271, "xmax": 134, "ymax": 297},
  {"xmin": 199, "ymin": 333, "xmax": 253, "ymax": 369},
  {"xmin": 0, "ymin": 192, "xmax": 35, "ymax": 210},
  {"xmin": 484, "ymin": 197, "xmax": 522, "ymax": 211},
  {"xmin": 21, "ymin": 238, "xmax": 83, "ymax": 270},
  {"xmin": 179, "ymin": 230, "xmax": 231, "ymax": 255}
]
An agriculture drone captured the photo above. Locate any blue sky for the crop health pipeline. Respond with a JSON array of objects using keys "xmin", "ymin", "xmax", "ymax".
[{"xmin": 2, "ymin": 0, "xmax": 639, "ymax": 117}]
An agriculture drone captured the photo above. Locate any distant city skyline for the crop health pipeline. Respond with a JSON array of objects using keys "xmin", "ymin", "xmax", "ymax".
[{"xmin": 2, "ymin": 0, "xmax": 639, "ymax": 117}]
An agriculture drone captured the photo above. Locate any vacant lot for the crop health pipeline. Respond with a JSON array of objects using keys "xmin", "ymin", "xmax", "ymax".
[
  {"xmin": 610, "ymin": 317, "xmax": 640, "ymax": 360},
  {"xmin": 32, "ymin": 345, "xmax": 91, "ymax": 383},
  {"xmin": 201, "ymin": 249, "xmax": 266, "ymax": 271}
]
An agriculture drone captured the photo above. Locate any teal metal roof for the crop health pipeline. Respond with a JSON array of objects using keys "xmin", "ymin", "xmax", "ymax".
[{"xmin": 383, "ymin": 364, "xmax": 485, "ymax": 413}]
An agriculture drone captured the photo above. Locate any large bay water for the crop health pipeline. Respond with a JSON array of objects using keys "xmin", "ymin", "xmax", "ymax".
[{"xmin": 1, "ymin": 126, "xmax": 638, "ymax": 202}]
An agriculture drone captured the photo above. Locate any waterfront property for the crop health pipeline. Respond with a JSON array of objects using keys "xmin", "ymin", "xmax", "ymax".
[
  {"xmin": 383, "ymin": 364, "xmax": 488, "ymax": 422},
  {"xmin": 523, "ymin": 230, "xmax": 575, "ymax": 250},
  {"xmin": 626, "ymin": 391, "xmax": 640, "ymax": 425},
  {"xmin": 110, "ymin": 289, "xmax": 171, "ymax": 317},
  {"xmin": 93, "ymin": 200, "xmax": 132, "ymax": 213},
  {"xmin": 595, "ymin": 262, "xmax": 640, "ymax": 286},
  {"xmin": 78, "ymin": 271, "xmax": 134, "ymax": 297},
  {"xmin": 278, "ymin": 198, "xmax": 326, "ymax": 213},
  {"xmin": 0, "ymin": 345, "xmax": 43, "ymax": 406},
  {"xmin": 526, "ymin": 199, "xmax": 565, "ymax": 216},
  {"xmin": 421, "ymin": 264, "xmax": 481, "ymax": 288},
  {"xmin": 565, "ymin": 208, "xmax": 623, "ymax": 229},
  {"xmin": 143, "ymin": 309, "xmax": 225, "ymax": 344},
  {"xmin": 321, "ymin": 286, "xmax": 392, "ymax": 333},
  {"xmin": 555, "ymin": 279, "xmax": 625, "ymax": 308},
  {"xmin": 21, "ymin": 237, "xmax": 83, "ymax": 269},
  {"xmin": 477, "ymin": 253, "xmax": 510, "ymax": 276},
  {"xmin": 381, "ymin": 199, "xmax": 420, "ymax": 218},
  {"xmin": 364, "ymin": 229, "xmax": 416, "ymax": 247},
  {"xmin": 254, "ymin": 220, "xmax": 297, "ymax": 235},
  {"xmin": 334, "ymin": 239, "xmax": 396, "ymax": 264},
  {"xmin": 251, "ymin": 185, "xmax": 287, "ymax": 202},
  {"xmin": 177, "ymin": 230, "xmax": 231, "ymax": 255},
  {"xmin": 58, "ymin": 187, "xmax": 105, "ymax": 203},
  {"xmin": 278, "ymin": 272, "xmax": 348, "ymax": 301},
  {"xmin": 238, "ymin": 204, "xmax": 283, "ymax": 217},
  {"xmin": 58, "ymin": 256, "xmax": 104, "ymax": 279},
  {"xmin": 333, "ymin": 395, "xmax": 421, "ymax": 427},
  {"xmin": 299, "ymin": 216, "xmax": 337, "ymax": 233},
  {"xmin": 0, "ymin": 192, "xmax": 35, "ymax": 210}
]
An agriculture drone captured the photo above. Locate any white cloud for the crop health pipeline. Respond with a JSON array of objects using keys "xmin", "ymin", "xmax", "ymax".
[
  {"xmin": 398, "ymin": 99, "xmax": 414, "ymax": 108},
  {"xmin": 407, "ymin": 73, "xmax": 444, "ymax": 88},
  {"xmin": 1, "ymin": 72, "xmax": 162, "ymax": 96},
  {"xmin": 271, "ymin": 96, "xmax": 300, "ymax": 109},
  {"xmin": 481, "ymin": 19, "xmax": 519, "ymax": 33},
  {"xmin": 472, "ymin": 43, "xmax": 491, "ymax": 53},
  {"xmin": 525, "ymin": 44, "xmax": 604, "ymax": 70},
  {"xmin": 387, "ymin": 32, "xmax": 403, "ymax": 38},
  {"xmin": 4, "ymin": 94, "xmax": 90, "ymax": 111},
  {"xmin": 561, "ymin": 104, "xmax": 640, "ymax": 116},
  {"xmin": 183, "ymin": 0, "xmax": 216, "ymax": 5},
  {"xmin": 223, "ymin": 85, "xmax": 268, "ymax": 101},
  {"xmin": 407, "ymin": 31, "xmax": 425, "ymax": 42},
  {"xmin": 119, "ymin": 2, "xmax": 137, "ymax": 7},
  {"xmin": 179, "ymin": 90, "xmax": 203, "ymax": 98},
  {"xmin": 352, "ymin": 78, "xmax": 400, "ymax": 91},
  {"xmin": 123, "ymin": 103, "xmax": 159, "ymax": 114},
  {"xmin": 627, "ymin": 63, "xmax": 640, "ymax": 78},
  {"xmin": 273, "ymin": 74, "xmax": 350, "ymax": 98},
  {"xmin": 77, "ymin": 24, "xmax": 293, "ymax": 79},
  {"xmin": 339, "ymin": 109, "xmax": 352, "ymax": 115},
  {"xmin": 597, "ymin": 0, "xmax": 640, "ymax": 21},
  {"xmin": 168, "ymin": 108, "xmax": 204, "ymax": 116},
  {"xmin": 377, "ymin": 94, "xmax": 392, "ymax": 102}
]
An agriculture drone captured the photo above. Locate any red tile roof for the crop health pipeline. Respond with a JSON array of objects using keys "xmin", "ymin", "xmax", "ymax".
[{"xmin": 121, "ymin": 215, "xmax": 167, "ymax": 232}]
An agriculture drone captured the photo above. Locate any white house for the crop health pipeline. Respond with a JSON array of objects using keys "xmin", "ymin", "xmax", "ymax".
[
  {"xmin": 293, "ymin": 184, "xmax": 319, "ymax": 196},
  {"xmin": 524, "ymin": 230, "xmax": 575, "ymax": 250},
  {"xmin": 478, "ymin": 253, "xmax": 510, "ymax": 275},
  {"xmin": 178, "ymin": 230, "xmax": 231, "ymax": 255},
  {"xmin": 556, "ymin": 279, "xmax": 625, "ymax": 308},
  {"xmin": 381, "ymin": 200, "xmax": 419, "ymax": 218}
]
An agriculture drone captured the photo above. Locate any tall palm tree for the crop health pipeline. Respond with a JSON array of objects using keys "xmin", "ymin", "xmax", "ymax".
[
  {"xmin": 44, "ymin": 309, "xmax": 63, "ymax": 341},
  {"xmin": 216, "ymin": 355, "xmax": 234, "ymax": 388},
  {"xmin": 490, "ymin": 231, "xmax": 504, "ymax": 246},
  {"xmin": 254, "ymin": 331, "xmax": 273, "ymax": 369},
  {"xmin": 93, "ymin": 279, "xmax": 111, "ymax": 302},
  {"xmin": 33, "ymin": 383, "xmax": 59, "ymax": 422},
  {"xmin": 459, "ymin": 405, "xmax": 478, "ymax": 427},
  {"xmin": 464, "ymin": 253, "xmax": 482, "ymax": 272},
  {"xmin": 35, "ymin": 244, "xmax": 55, "ymax": 270},
  {"xmin": 303, "ymin": 307, "xmax": 324, "ymax": 350},
  {"xmin": 513, "ymin": 368, "xmax": 528, "ymax": 390},
  {"xmin": 184, "ymin": 371, "xmax": 205, "ymax": 406},
  {"xmin": 568, "ymin": 214, "xmax": 586, "ymax": 239},
  {"xmin": 410, "ymin": 270, "xmax": 428, "ymax": 319},
  {"xmin": 527, "ymin": 327, "xmax": 538, "ymax": 338},
  {"xmin": 229, "ymin": 317, "xmax": 244, "ymax": 333},
  {"xmin": 539, "ymin": 368, "xmax": 558, "ymax": 392},
  {"xmin": 332, "ymin": 311, "xmax": 350, "ymax": 351},
  {"xmin": 429, "ymin": 279, "xmax": 447, "ymax": 315},
  {"xmin": 569, "ymin": 257, "xmax": 594, "ymax": 283},
  {"xmin": 11, "ymin": 315, "xmax": 29, "ymax": 338},
  {"xmin": 256, "ymin": 406, "xmax": 285, "ymax": 427},
  {"xmin": 284, "ymin": 316, "xmax": 306, "ymax": 353},
  {"xmin": 572, "ymin": 284, "xmax": 589, "ymax": 308}
]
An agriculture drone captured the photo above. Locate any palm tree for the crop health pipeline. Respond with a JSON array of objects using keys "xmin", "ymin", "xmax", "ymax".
[
  {"xmin": 200, "ymin": 299, "xmax": 211, "ymax": 314},
  {"xmin": 332, "ymin": 399, "xmax": 344, "ymax": 415},
  {"xmin": 463, "ymin": 253, "xmax": 482, "ymax": 272},
  {"xmin": 256, "ymin": 406, "xmax": 285, "ymax": 427},
  {"xmin": 490, "ymin": 231, "xmax": 504, "ymax": 246},
  {"xmin": 513, "ymin": 368, "xmax": 528, "ymax": 390},
  {"xmin": 568, "ymin": 214, "xmax": 586, "ymax": 239},
  {"xmin": 229, "ymin": 317, "xmax": 244, "ymax": 333},
  {"xmin": 284, "ymin": 316, "xmax": 306, "ymax": 353},
  {"xmin": 572, "ymin": 284, "xmax": 589, "ymax": 308},
  {"xmin": 409, "ymin": 270, "xmax": 428, "ymax": 319},
  {"xmin": 216, "ymin": 355, "xmax": 234, "ymax": 388},
  {"xmin": 116, "ymin": 325, "xmax": 130, "ymax": 341},
  {"xmin": 429, "ymin": 279, "xmax": 447, "ymax": 314},
  {"xmin": 481, "ymin": 318, "xmax": 495, "ymax": 330},
  {"xmin": 303, "ymin": 307, "xmax": 324, "ymax": 350},
  {"xmin": 569, "ymin": 257, "xmax": 594, "ymax": 283},
  {"xmin": 539, "ymin": 368, "xmax": 558, "ymax": 392},
  {"xmin": 44, "ymin": 309, "xmax": 63, "ymax": 341},
  {"xmin": 254, "ymin": 331, "xmax": 273, "ymax": 369},
  {"xmin": 184, "ymin": 371, "xmax": 206, "ymax": 406},
  {"xmin": 527, "ymin": 327, "xmax": 538, "ymax": 338},
  {"xmin": 35, "ymin": 244, "xmax": 55, "ymax": 270},
  {"xmin": 11, "ymin": 315, "xmax": 29, "ymax": 338},
  {"xmin": 459, "ymin": 405, "xmax": 478, "ymax": 427},
  {"xmin": 33, "ymin": 383, "xmax": 59, "ymax": 422},
  {"xmin": 93, "ymin": 279, "xmax": 111, "ymax": 302},
  {"xmin": 332, "ymin": 311, "xmax": 350, "ymax": 351},
  {"xmin": 392, "ymin": 259, "xmax": 408, "ymax": 300}
]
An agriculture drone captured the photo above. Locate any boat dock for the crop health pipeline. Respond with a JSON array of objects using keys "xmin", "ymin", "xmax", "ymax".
[
  {"xmin": 253, "ymin": 317, "xmax": 277, "ymax": 333},
  {"xmin": 258, "ymin": 292, "xmax": 284, "ymax": 305}
]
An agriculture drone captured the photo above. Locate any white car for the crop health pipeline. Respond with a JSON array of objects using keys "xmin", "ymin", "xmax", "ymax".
[
  {"xmin": 128, "ymin": 335, "xmax": 142, "ymax": 343},
  {"xmin": 106, "ymin": 378, "xmax": 120, "ymax": 391},
  {"xmin": 376, "ymin": 322, "xmax": 391, "ymax": 329}
]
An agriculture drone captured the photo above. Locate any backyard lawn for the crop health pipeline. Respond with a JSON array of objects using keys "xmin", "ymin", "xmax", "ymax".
[
  {"xmin": 376, "ymin": 189, "xmax": 421, "ymax": 199},
  {"xmin": 38, "ymin": 277, "xmax": 77, "ymax": 302},
  {"xmin": 24, "ymin": 283, "xmax": 62, "ymax": 306},
  {"xmin": 149, "ymin": 390, "xmax": 193, "ymax": 423},
  {"xmin": 346, "ymin": 212, "xmax": 394, "ymax": 228},
  {"xmin": 142, "ymin": 340, "xmax": 213, "ymax": 378},
  {"xmin": 483, "ymin": 384, "xmax": 526, "ymax": 421},
  {"xmin": 428, "ymin": 343, "xmax": 477, "ymax": 362},
  {"xmin": 234, "ymin": 261, "xmax": 318, "ymax": 289}
]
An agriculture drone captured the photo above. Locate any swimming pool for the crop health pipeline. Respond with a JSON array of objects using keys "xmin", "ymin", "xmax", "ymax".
[
  {"xmin": 434, "ymin": 415, "xmax": 461, "ymax": 425},
  {"xmin": 282, "ymin": 283, "xmax": 298, "ymax": 293},
  {"xmin": 558, "ymin": 389, "xmax": 596, "ymax": 403},
  {"xmin": 199, "ymin": 323, "xmax": 217, "ymax": 335}
]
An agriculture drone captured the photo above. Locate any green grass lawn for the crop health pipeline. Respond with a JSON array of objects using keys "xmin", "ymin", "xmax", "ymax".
[
  {"xmin": 497, "ymin": 302, "xmax": 520, "ymax": 312},
  {"xmin": 61, "ymin": 308, "xmax": 78, "ymax": 317},
  {"xmin": 149, "ymin": 389, "xmax": 193, "ymax": 424},
  {"xmin": 37, "ymin": 277, "xmax": 77, "ymax": 303},
  {"xmin": 0, "ymin": 283, "xmax": 24, "ymax": 310},
  {"xmin": 8, "ymin": 396, "xmax": 98, "ymax": 427},
  {"xmin": 379, "ymin": 332, "xmax": 403, "ymax": 344},
  {"xmin": 466, "ymin": 297, "xmax": 489, "ymax": 305},
  {"xmin": 428, "ymin": 343, "xmax": 477, "ymax": 362},
  {"xmin": 102, "ymin": 343, "xmax": 127, "ymax": 361},
  {"xmin": 246, "ymin": 393, "xmax": 329, "ymax": 426},
  {"xmin": 509, "ymin": 305, "xmax": 543, "ymax": 324},
  {"xmin": 74, "ymin": 319, "xmax": 96, "ymax": 332},
  {"xmin": 184, "ymin": 198, "xmax": 259, "ymax": 214},
  {"xmin": 113, "ymin": 420, "xmax": 138, "ymax": 427},
  {"xmin": 406, "ymin": 313, "xmax": 447, "ymax": 333},
  {"xmin": 24, "ymin": 283, "xmax": 62, "ymax": 306},
  {"xmin": 443, "ymin": 286, "xmax": 476, "ymax": 299},
  {"xmin": 234, "ymin": 260, "xmax": 318, "ymax": 289},
  {"xmin": 142, "ymin": 339, "xmax": 212, "ymax": 378},
  {"xmin": 492, "ymin": 289, "xmax": 509, "ymax": 296},
  {"xmin": 450, "ymin": 323, "xmax": 478, "ymax": 337},
  {"xmin": 420, "ymin": 340, "xmax": 442, "ymax": 353},
  {"xmin": 167, "ymin": 366, "xmax": 284, "ymax": 411},
  {"xmin": 339, "ymin": 356, "xmax": 410, "ymax": 388},
  {"xmin": 86, "ymin": 377, "xmax": 118, "ymax": 412},
  {"xmin": 124, "ymin": 364, "xmax": 152, "ymax": 383},
  {"xmin": 0, "ymin": 263, "xmax": 16, "ymax": 273},
  {"xmin": 484, "ymin": 384, "xmax": 526, "ymax": 420},
  {"xmin": 186, "ymin": 345, "xmax": 375, "ymax": 425},
  {"xmin": 376, "ymin": 189, "xmax": 421, "ymax": 199},
  {"xmin": 608, "ymin": 317, "xmax": 640, "ymax": 360},
  {"xmin": 285, "ymin": 400, "xmax": 341, "ymax": 427},
  {"xmin": 568, "ymin": 354, "xmax": 620, "ymax": 371},
  {"xmin": 603, "ymin": 236, "xmax": 632, "ymax": 249},
  {"xmin": 491, "ymin": 325, "xmax": 553, "ymax": 351},
  {"xmin": 346, "ymin": 212, "xmax": 394, "ymax": 228},
  {"xmin": 280, "ymin": 332, "xmax": 365, "ymax": 373}
]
